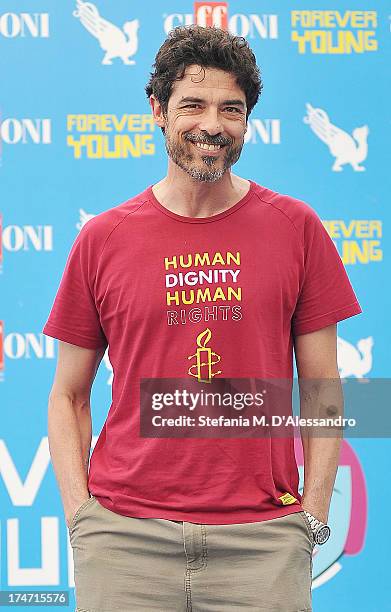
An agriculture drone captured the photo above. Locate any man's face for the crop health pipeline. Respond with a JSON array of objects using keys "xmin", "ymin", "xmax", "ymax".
[{"xmin": 161, "ymin": 65, "xmax": 247, "ymax": 182}]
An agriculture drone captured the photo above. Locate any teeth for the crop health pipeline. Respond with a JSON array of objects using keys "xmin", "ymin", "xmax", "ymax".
[{"xmin": 194, "ymin": 142, "xmax": 222, "ymax": 151}]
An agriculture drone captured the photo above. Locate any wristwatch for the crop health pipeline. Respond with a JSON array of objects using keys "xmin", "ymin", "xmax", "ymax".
[{"xmin": 303, "ymin": 510, "xmax": 331, "ymax": 545}]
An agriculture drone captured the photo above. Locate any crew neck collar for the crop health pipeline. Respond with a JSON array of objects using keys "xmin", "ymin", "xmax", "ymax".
[{"xmin": 147, "ymin": 180, "xmax": 256, "ymax": 224}]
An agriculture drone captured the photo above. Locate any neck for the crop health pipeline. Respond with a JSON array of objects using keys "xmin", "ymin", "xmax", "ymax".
[{"xmin": 152, "ymin": 162, "xmax": 250, "ymax": 218}]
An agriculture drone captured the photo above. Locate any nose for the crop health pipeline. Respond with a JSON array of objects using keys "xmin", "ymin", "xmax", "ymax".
[{"xmin": 197, "ymin": 107, "xmax": 223, "ymax": 136}]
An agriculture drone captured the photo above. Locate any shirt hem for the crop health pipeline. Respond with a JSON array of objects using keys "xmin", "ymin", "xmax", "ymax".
[
  {"xmin": 92, "ymin": 494, "xmax": 304, "ymax": 524},
  {"xmin": 292, "ymin": 301, "xmax": 362, "ymax": 336},
  {"xmin": 42, "ymin": 323, "xmax": 107, "ymax": 350}
]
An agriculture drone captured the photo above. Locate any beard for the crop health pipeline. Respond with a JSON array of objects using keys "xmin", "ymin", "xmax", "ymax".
[{"xmin": 164, "ymin": 129, "xmax": 245, "ymax": 183}]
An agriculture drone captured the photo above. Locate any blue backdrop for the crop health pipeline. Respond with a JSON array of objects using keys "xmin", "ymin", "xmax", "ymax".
[{"xmin": 0, "ymin": 1, "xmax": 389, "ymax": 610}]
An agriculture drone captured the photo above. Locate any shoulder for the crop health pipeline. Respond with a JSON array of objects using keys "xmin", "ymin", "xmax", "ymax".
[
  {"xmin": 251, "ymin": 181, "xmax": 323, "ymax": 240},
  {"xmin": 252, "ymin": 181, "xmax": 320, "ymax": 223},
  {"xmin": 76, "ymin": 188, "xmax": 150, "ymax": 249}
]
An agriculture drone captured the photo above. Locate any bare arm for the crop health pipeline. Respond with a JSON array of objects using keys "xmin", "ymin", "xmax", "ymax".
[
  {"xmin": 47, "ymin": 340, "xmax": 106, "ymax": 528},
  {"xmin": 294, "ymin": 323, "xmax": 343, "ymax": 524}
]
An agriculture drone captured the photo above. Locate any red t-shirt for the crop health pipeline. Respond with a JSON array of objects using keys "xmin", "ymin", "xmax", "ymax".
[{"xmin": 42, "ymin": 180, "xmax": 362, "ymax": 524}]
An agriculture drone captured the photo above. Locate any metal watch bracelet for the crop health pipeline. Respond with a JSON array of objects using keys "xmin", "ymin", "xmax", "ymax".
[{"xmin": 303, "ymin": 510, "xmax": 331, "ymax": 545}]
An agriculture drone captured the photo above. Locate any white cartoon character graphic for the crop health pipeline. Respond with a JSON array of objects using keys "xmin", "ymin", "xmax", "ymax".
[
  {"xmin": 73, "ymin": 1, "xmax": 139, "ymax": 65},
  {"xmin": 76, "ymin": 208, "xmax": 96, "ymax": 231},
  {"xmin": 337, "ymin": 335, "xmax": 374, "ymax": 379},
  {"xmin": 304, "ymin": 103, "xmax": 369, "ymax": 172},
  {"xmin": 103, "ymin": 348, "xmax": 113, "ymax": 385}
]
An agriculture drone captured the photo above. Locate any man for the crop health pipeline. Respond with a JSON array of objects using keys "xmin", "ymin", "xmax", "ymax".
[{"xmin": 43, "ymin": 26, "xmax": 362, "ymax": 611}]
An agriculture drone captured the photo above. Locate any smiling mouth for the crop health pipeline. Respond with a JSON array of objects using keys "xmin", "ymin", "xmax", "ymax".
[{"xmin": 188, "ymin": 141, "xmax": 226, "ymax": 153}]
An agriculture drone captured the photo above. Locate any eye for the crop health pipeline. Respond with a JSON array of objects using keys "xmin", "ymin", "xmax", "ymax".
[
  {"xmin": 183, "ymin": 104, "xmax": 202, "ymax": 109},
  {"xmin": 224, "ymin": 107, "xmax": 241, "ymax": 113}
]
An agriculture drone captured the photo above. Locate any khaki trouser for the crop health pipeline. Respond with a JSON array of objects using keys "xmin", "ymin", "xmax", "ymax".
[{"xmin": 69, "ymin": 496, "xmax": 315, "ymax": 611}]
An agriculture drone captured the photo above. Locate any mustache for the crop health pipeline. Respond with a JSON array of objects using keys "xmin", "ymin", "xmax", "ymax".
[{"xmin": 184, "ymin": 133, "xmax": 233, "ymax": 146}]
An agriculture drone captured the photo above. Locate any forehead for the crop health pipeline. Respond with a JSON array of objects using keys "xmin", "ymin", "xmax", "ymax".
[{"xmin": 169, "ymin": 64, "xmax": 245, "ymax": 102}]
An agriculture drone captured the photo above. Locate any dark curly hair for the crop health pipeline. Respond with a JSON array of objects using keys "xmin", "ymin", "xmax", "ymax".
[{"xmin": 145, "ymin": 25, "xmax": 263, "ymax": 127}]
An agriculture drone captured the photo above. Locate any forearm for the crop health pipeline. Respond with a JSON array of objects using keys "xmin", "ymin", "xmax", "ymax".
[
  {"xmin": 48, "ymin": 393, "xmax": 92, "ymax": 512},
  {"xmin": 299, "ymin": 377, "xmax": 344, "ymax": 523},
  {"xmin": 301, "ymin": 436, "xmax": 341, "ymax": 523}
]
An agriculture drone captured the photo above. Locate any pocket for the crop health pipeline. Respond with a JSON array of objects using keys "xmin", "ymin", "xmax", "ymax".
[
  {"xmin": 298, "ymin": 511, "xmax": 316, "ymax": 549},
  {"xmin": 68, "ymin": 495, "xmax": 96, "ymax": 535}
]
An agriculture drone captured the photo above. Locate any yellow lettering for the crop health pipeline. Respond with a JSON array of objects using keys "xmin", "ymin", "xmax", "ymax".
[
  {"xmin": 291, "ymin": 11, "xmax": 301, "ymax": 26},
  {"xmin": 127, "ymin": 115, "xmax": 142, "ymax": 131},
  {"xmin": 212, "ymin": 287, "xmax": 226, "ymax": 301},
  {"xmin": 141, "ymin": 134, "xmax": 154, "ymax": 154},
  {"xmin": 111, "ymin": 114, "xmax": 129, "ymax": 132},
  {"xmin": 340, "ymin": 240, "xmax": 383, "ymax": 264},
  {"xmin": 165, "ymin": 256, "xmax": 177, "ymax": 270},
  {"xmin": 226, "ymin": 251, "xmax": 241, "ymax": 265},
  {"xmin": 141, "ymin": 114, "xmax": 155, "ymax": 131},
  {"xmin": 370, "ymin": 221, "xmax": 382, "ymax": 238},
  {"xmin": 227, "ymin": 287, "xmax": 241, "ymax": 301},
  {"xmin": 334, "ymin": 11, "xmax": 351, "ymax": 28},
  {"xmin": 166, "ymin": 286, "xmax": 242, "ymax": 306},
  {"xmin": 211, "ymin": 252, "xmax": 225, "ymax": 266},
  {"xmin": 194, "ymin": 253, "xmax": 211, "ymax": 267},
  {"xmin": 67, "ymin": 134, "xmax": 85, "ymax": 158}
]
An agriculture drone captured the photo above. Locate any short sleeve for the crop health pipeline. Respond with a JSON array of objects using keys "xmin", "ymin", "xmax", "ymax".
[
  {"xmin": 42, "ymin": 222, "xmax": 108, "ymax": 350},
  {"xmin": 292, "ymin": 207, "xmax": 362, "ymax": 336}
]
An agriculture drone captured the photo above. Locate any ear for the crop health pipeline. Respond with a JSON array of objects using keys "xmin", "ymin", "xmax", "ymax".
[{"xmin": 150, "ymin": 95, "xmax": 166, "ymax": 130}]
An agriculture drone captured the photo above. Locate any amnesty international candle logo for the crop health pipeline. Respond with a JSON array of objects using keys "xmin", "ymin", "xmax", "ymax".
[{"xmin": 187, "ymin": 328, "xmax": 222, "ymax": 383}]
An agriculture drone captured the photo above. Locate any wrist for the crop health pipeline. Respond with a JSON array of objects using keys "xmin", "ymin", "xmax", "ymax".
[
  {"xmin": 301, "ymin": 498, "xmax": 329, "ymax": 524},
  {"xmin": 302, "ymin": 509, "xmax": 331, "ymax": 546}
]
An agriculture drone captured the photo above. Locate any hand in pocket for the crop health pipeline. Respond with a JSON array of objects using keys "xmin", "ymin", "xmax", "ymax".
[{"xmin": 66, "ymin": 496, "xmax": 92, "ymax": 530}]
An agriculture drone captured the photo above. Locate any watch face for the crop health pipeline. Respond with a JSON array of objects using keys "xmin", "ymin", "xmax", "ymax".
[{"xmin": 315, "ymin": 525, "xmax": 331, "ymax": 545}]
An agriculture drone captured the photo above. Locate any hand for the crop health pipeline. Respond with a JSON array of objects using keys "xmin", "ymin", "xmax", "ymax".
[{"xmin": 65, "ymin": 496, "xmax": 91, "ymax": 530}]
